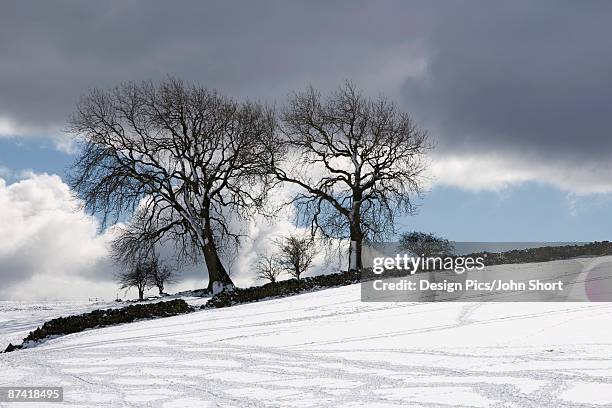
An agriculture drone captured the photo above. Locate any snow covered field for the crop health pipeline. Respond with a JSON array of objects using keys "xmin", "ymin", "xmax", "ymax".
[{"xmin": 2, "ymin": 276, "xmax": 612, "ymax": 407}]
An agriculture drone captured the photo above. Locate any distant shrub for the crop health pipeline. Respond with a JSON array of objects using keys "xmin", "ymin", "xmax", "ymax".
[{"xmin": 399, "ymin": 231, "xmax": 455, "ymax": 257}]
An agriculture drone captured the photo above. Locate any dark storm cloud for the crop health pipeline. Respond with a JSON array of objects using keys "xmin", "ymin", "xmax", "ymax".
[
  {"xmin": 401, "ymin": 2, "xmax": 612, "ymax": 162},
  {"xmin": 0, "ymin": 0, "xmax": 425, "ymax": 128},
  {"xmin": 1, "ymin": 1, "xmax": 611, "ymax": 165}
]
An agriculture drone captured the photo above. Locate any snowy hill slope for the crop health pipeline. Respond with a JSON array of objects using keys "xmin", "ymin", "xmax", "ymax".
[{"xmin": 2, "ymin": 275, "xmax": 612, "ymax": 406}]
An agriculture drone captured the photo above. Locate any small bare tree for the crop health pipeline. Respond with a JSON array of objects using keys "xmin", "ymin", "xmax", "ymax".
[
  {"xmin": 111, "ymin": 215, "xmax": 179, "ymax": 296},
  {"xmin": 150, "ymin": 262, "xmax": 178, "ymax": 296},
  {"xmin": 276, "ymin": 235, "xmax": 316, "ymax": 280},
  {"xmin": 117, "ymin": 262, "xmax": 152, "ymax": 301},
  {"xmin": 256, "ymin": 254, "xmax": 283, "ymax": 283},
  {"xmin": 271, "ymin": 81, "xmax": 429, "ymax": 271}
]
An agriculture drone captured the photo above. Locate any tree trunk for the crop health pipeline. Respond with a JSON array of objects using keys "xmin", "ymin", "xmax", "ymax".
[
  {"xmin": 204, "ymin": 248, "xmax": 234, "ymax": 294},
  {"xmin": 138, "ymin": 287, "xmax": 144, "ymax": 301},
  {"xmin": 201, "ymin": 219, "xmax": 234, "ymax": 294},
  {"xmin": 348, "ymin": 195, "xmax": 364, "ymax": 271},
  {"xmin": 348, "ymin": 224, "xmax": 364, "ymax": 271}
]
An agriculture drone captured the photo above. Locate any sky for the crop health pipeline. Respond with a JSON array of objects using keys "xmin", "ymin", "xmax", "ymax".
[{"xmin": 1, "ymin": 1, "xmax": 611, "ymax": 300}]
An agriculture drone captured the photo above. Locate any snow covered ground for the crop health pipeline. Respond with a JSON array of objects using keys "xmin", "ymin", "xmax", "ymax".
[{"xmin": 2, "ymin": 266, "xmax": 612, "ymax": 406}]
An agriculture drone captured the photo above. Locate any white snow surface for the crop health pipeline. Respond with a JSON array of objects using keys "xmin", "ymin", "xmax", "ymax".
[{"xmin": 1, "ymin": 282, "xmax": 612, "ymax": 406}]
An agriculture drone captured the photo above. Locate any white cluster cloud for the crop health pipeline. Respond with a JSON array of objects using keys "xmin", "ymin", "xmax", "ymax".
[
  {"xmin": 0, "ymin": 173, "xmax": 115, "ymax": 300},
  {"xmin": 0, "ymin": 115, "xmax": 70, "ymax": 154},
  {"xmin": 0, "ymin": 115, "xmax": 61, "ymax": 140},
  {"xmin": 428, "ymin": 152, "xmax": 612, "ymax": 195}
]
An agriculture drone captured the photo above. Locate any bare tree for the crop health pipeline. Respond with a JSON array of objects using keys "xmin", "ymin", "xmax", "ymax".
[
  {"xmin": 271, "ymin": 81, "xmax": 429, "ymax": 271},
  {"xmin": 276, "ymin": 235, "xmax": 316, "ymax": 280},
  {"xmin": 256, "ymin": 254, "xmax": 283, "ymax": 283},
  {"xmin": 117, "ymin": 262, "xmax": 152, "ymax": 301},
  {"xmin": 111, "ymin": 216, "xmax": 180, "ymax": 296},
  {"xmin": 150, "ymin": 261, "xmax": 178, "ymax": 296},
  {"xmin": 69, "ymin": 78, "xmax": 277, "ymax": 293},
  {"xmin": 399, "ymin": 232, "xmax": 455, "ymax": 258},
  {"xmin": 111, "ymin": 219, "xmax": 153, "ymax": 300}
]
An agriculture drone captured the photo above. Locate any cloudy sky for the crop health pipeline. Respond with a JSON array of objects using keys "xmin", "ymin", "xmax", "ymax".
[{"xmin": 1, "ymin": 1, "xmax": 611, "ymax": 300}]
